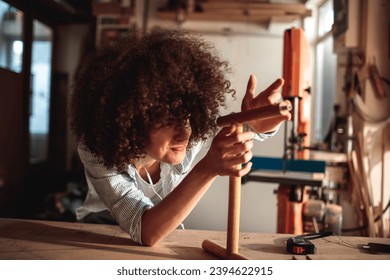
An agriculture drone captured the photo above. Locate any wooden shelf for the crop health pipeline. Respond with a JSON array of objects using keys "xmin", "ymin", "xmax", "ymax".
[
  {"xmin": 95, "ymin": 13, "xmax": 136, "ymax": 47},
  {"xmin": 157, "ymin": 1, "xmax": 311, "ymax": 26},
  {"xmin": 92, "ymin": 1, "xmax": 136, "ymax": 47}
]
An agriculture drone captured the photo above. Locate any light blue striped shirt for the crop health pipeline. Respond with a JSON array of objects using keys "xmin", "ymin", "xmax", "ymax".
[{"xmin": 76, "ymin": 129, "xmax": 274, "ymax": 244}]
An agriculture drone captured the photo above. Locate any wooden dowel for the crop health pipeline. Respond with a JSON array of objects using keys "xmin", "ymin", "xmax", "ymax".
[
  {"xmin": 217, "ymin": 100, "xmax": 291, "ymax": 127},
  {"xmin": 202, "ymin": 239, "xmax": 249, "ymax": 260},
  {"xmin": 226, "ymin": 124, "xmax": 243, "ymax": 255},
  {"xmin": 227, "ymin": 163, "xmax": 242, "ymax": 255},
  {"xmin": 202, "ymin": 239, "xmax": 228, "ymax": 259}
]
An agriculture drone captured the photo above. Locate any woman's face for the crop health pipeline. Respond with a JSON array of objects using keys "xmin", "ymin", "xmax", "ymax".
[{"xmin": 145, "ymin": 118, "xmax": 192, "ymax": 165}]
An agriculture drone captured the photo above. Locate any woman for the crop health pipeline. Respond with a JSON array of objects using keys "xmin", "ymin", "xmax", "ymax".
[{"xmin": 71, "ymin": 28, "xmax": 289, "ymax": 246}]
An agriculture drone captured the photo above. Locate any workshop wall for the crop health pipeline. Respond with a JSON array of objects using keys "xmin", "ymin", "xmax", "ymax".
[
  {"xmin": 55, "ymin": 0, "xmax": 389, "ymax": 235},
  {"xmin": 347, "ymin": 0, "xmax": 390, "ymax": 236}
]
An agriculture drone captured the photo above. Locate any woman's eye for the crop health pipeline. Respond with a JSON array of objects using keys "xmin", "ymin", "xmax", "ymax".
[{"xmin": 161, "ymin": 116, "xmax": 191, "ymax": 128}]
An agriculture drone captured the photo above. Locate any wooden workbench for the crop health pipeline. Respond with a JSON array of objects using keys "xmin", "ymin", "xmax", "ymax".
[{"xmin": 0, "ymin": 218, "xmax": 389, "ymax": 260}]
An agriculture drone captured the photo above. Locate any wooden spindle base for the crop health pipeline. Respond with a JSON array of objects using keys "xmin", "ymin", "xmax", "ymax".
[{"xmin": 202, "ymin": 239, "xmax": 249, "ymax": 260}]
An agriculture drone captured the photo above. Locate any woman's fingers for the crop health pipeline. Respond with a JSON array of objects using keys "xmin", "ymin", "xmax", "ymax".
[
  {"xmin": 208, "ymin": 124, "xmax": 256, "ymax": 177},
  {"xmin": 228, "ymin": 161, "xmax": 253, "ymax": 177}
]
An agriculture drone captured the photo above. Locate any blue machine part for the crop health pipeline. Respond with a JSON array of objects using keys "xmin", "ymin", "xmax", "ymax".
[{"xmin": 250, "ymin": 156, "xmax": 326, "ymax": 173}]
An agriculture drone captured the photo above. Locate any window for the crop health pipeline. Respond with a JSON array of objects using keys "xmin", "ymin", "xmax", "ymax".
[
  {"xmin": 1, "ymin": 1, "xmax": 54, "ymax": 164},
  {"xmin": 318, "ymin": 0, "xmax": 334, "ymax": 36},
  {"xmin": 29, "ymin": 20, "xmax": 53, "ymax": 163},
  {"xmin": 312, "ymin": 0, "xmax": 337, "ymax": 144},
  {"xmin": 0, "ymin": 1, "xmax": 23, "ymax": 72}
]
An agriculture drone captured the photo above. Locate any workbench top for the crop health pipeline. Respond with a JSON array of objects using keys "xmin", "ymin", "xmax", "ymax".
[{"xmin": 0, "ymin": 218, "xmax": 389, "ymax": 260}]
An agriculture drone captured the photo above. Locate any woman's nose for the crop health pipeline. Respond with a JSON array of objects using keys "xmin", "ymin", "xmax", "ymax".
[{"xmin": 174, "ymin": 121, "xmax": 192, "ymax": 141}]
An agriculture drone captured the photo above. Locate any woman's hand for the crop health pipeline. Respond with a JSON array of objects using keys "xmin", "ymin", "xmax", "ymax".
[
  {"xmin": 241, "ymin": 75, "xmax": 291, "ymax": 133},
  {"xmin": 202, "ymin": 124, "xmax": 254, "ymax": 178},
  {"xmin": 142, "ymin": 124, "xmax": 254, "ymax": 246}
]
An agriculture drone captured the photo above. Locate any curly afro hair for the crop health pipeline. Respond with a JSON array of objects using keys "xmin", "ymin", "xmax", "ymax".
[{"xmin": 71, "ymin": 27, "xmax": 235, "ymax": 171}]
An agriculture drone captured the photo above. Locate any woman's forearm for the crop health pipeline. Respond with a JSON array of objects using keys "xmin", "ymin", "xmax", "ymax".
[{"xmin": 140, "ymin": 158, "xmax": 217, "ymax": 246}]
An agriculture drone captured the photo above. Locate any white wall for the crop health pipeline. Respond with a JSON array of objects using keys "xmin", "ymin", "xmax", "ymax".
[{"xmin": 182, "ymin": 33, "xmax": 289, "ymax": 232}]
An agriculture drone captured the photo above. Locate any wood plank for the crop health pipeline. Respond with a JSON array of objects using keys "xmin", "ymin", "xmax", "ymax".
[
  {"xmin": 156, "ymin": 11, "xmax": 300, "ymax": 24},
  {"xmin": 156, "ymin": 1, "xmax": 311, "ymax": 24},
  {"xmin": 202, "ymin": 2, "xmax": 309, "ymax": 15},
  {"xmin": 347, "ymin": 154, "xmax": 369, "ymax": 236},
  {"xmin": 1, "ymin": 218, "xmax": 389, "ymax": 260}
]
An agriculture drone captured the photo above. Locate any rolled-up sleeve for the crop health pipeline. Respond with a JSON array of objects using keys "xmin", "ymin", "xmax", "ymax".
[
  {"xmin": 244, "ymin": 124, "xmax": 277, "ymax": 141},
  {"xmin": 79, "ymin": 145, "xmax": 153, "ymax": 244}
]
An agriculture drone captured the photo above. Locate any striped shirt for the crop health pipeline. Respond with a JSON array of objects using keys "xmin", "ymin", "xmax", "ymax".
[{"xmin": 76, "ymin": 128, "xmax": 273, "ymax": 244}]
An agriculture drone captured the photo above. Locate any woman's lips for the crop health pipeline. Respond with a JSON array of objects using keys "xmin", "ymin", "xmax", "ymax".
[{"xmin": 171, "ymin": 145, "xmax": 186, "ymax": 152}]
